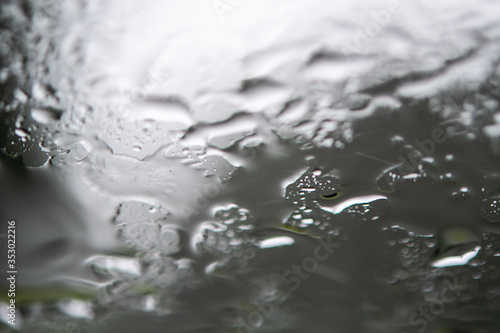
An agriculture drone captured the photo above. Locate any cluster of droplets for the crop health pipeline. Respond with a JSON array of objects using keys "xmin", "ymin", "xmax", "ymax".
[
  {"xmin": 479, "ymin": 173, "xmax": 500, "ymax": 222},
  {"xmin": 113, "ymin": 201, "xmax": 175, "ymax": 252},
  {"xmin": 0, "ymin": 4, "xmax": 38, "ymax": 166},
  {"xmin": 428, "ymin": 77, "xmax": 500, "ymax": 144},
  {"xmin": 1, "ymin": 101, "xmax": 54, "ymax": 166},
  {"xmin": 94, "ymin": 113, "xmax": 183, "ymax": 160},
  {"xmin": 383, "ymin": 226, "xmax": 442, "ymax": 283},
  {"xmin": 1, "ymin": 1, "xmax": 76, "ymax": 168},
  {"xmin": 255, "ymin": 74, "xmax": 372, "ymax": 152},
  {"xmin": 367, "ymin": 225, "xmax": 500, "ymax": 332},
  {"xmin": 376, "ymin": 135, "xmax": 473, "ymax": 196},
  {"xmin": 283, "ymin": 165, "xmax": 392, "ymax": 236},
  {"xmin": 283, "ymin": 167, "xmax": 342, "ymax": 235},
  {"xmin": 89, "ymin": 200, "xmax": 203, "ymax": 315},
  {"xmin": 165, "ymin": 144, "xmax": 240, "ymax": 183},
  {"xmin": 198, "ymin": 205, "xmax": 258, "ymax": 276},
  {"xmin": 270, "ymin": 93, "xmax": 356, "ymax": 151},
  {"xmin": 377, "ymin": 139, "xmax": 438, "ymax": 192}
]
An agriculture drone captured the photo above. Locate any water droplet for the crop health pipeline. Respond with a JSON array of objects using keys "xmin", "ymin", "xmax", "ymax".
[
  {"xmin": 472, "ymin": 271, "xmax": 482, "ymax": 279},
  {"xmin": 14, "ymin": 115, "xmax": 24, "ymax": 128},
  {"xmin": 302, "ymin": 218, "xmax": 314, "ymax": 224},
  {"xmin": 31, "ymin": 108, "xmax": 62, "ymax": 124},
  {"xmin": 86, "ymin": 255, "xmax": 141, "ymax": 279},
  {"xmin": 14, "ymin": 128, "xmax": 28, "ymax": 138},
  {"xmin": 157, "ymin": 226, "xmax": 180, "ymax": 255},
  {"xmin": 391, "ymin": 135, "xmax": 404, "ymax": 145},
  {"xmin": 344, "ymin": 93, "xmax": 371, "ymax": 111}
]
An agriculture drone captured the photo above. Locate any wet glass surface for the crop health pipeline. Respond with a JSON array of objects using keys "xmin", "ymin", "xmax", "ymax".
[{"xmin": 1, "ymin": 0, "xmax": 500, "ymax": 332}]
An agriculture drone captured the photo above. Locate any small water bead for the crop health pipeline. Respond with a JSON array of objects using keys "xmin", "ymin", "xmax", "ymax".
[
  {"xmin": 334, "ymin": 140, "xmax": 344, "ymax": 149},
  {"xmin": 399, "ymin": 237, "xmax": 412, "ymax": 244},
  {"xmin": 157, "ymin": 227, "xmax": 180, "ymax": 255},
  {"xmin": 391, "ymin": 135, "xmax": 404, "ymax": 146},
  {"xmin": 451, "ymin": 187, "xmax": 470, "ymax": 200},
  {"xmin": 206, "ymin": 234, "xmax": 218, "ymax": 245},
  {"xmin": 218, "ymin": 236, "xmax": 229, "ymax": 247},
  {"xmin": 229, "ymin": 238, "xmax": 243, "ymax": 246},
  {"xmin": 302, "ymin": 218, "xmax": 314, "ymax": 224},
  {"xmin": 87, "ymin": 255, "xmax": 142, "ymax": 280},
  {"xmin": 14, "ymin": 128, "xmax": 28, "ymax": 138},
  {"xmin": 472, "ymin": 271, "xmax": 483, "ymax": 280},
  {"xmin": 393, "ymin": 269, "xmax": 409, "ymax": 280},
  {"xmin": 237, "ymin": 224, "xmax": 254, "ymax": 231},
  {"xmin": 14, "ymin": 115, "xmax": 24, "ymax": 128},
  {"xmin": 468, "ymin": 257, "xmax": 487, "ymax": 267}
]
